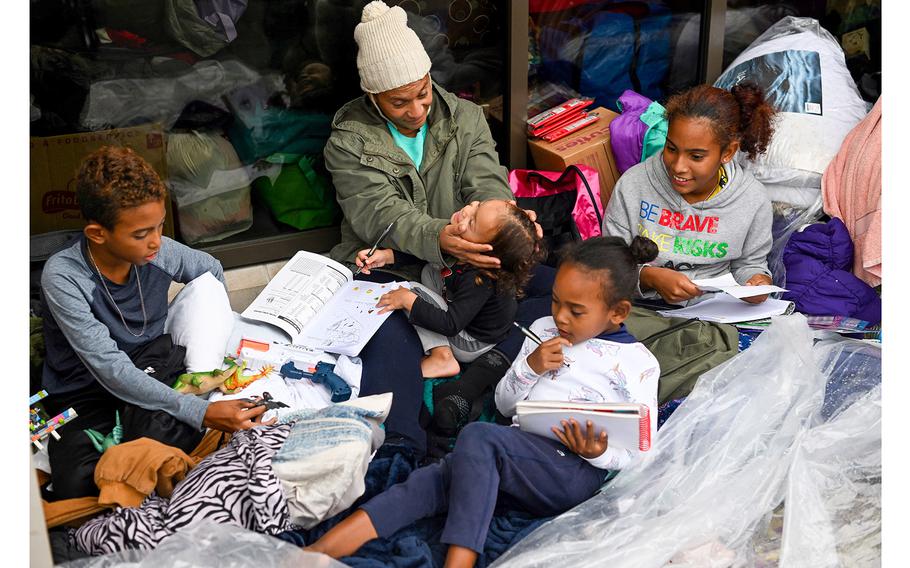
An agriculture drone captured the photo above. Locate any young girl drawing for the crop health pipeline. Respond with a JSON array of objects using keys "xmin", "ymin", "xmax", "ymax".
[
  {"xmin": 307, "ymin": 236, "xmax": 661, "ymax": 567},
  {"xmin": 357, "ymin": 199, "xmax": 543, "ymax": 378},
  {"xmin": 603, "ymin": 83, "xmax": 778, "ymax": 304}
]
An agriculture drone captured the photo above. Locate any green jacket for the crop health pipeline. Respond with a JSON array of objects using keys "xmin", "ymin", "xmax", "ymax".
[{"xmin": 325, "ymin": 83, "xmax": 512, "ymax": 279}]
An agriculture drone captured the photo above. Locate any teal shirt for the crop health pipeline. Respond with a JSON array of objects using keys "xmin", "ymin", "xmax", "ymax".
[{"xmin": 386, "ymin": 122, "xmax": 427, "ymax": 170}]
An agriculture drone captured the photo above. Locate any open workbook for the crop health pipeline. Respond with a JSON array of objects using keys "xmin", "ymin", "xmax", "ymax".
[
  {"xmin": 516, "ymin": 400, "xmax": 652, "ymax": 452},
  {"xmin": 240, "ymin": 250, "xmax": 409, "ymax": 356}
]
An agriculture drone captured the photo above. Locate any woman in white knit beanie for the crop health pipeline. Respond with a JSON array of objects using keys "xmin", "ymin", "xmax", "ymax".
[
  {"xmin": 319, "ymin": 10, "xmax": 545, "ymax": 542},
  {"xmin": 354, "ymin": 0, "xmax": 434, "ymax": 136}
]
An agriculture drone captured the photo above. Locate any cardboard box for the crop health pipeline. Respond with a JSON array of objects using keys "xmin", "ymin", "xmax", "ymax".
[
  {"xmin": 527, "ymin": 107, "xmax": 622, "ymax": 208},
  {"xmin": 30, "ymin": 124, "xmax": 175, "ymax": 237}
]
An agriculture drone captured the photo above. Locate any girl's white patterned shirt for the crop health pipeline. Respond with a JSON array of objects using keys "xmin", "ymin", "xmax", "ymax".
[{"xmin": 495, "ymin": 316, "xmax": 660, "ymax": 470}]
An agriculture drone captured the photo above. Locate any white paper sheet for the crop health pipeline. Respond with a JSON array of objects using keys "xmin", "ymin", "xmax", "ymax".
[
  {"xmin": 657, "ymin": 294, "xmax": 794, "ymax": 323},
  {"xmin": 692, "ymin": 273, "xmax": 787, "ymax": 299}
]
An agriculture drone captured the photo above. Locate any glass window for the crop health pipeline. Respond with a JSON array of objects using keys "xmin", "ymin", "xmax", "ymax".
[
  {"xmin": 30, "ymin": 0, "xmax": 508, "ymax": 259},
  {"xmin": 527, "ymin": 0, "xmax": 706, "ymax": 116}
]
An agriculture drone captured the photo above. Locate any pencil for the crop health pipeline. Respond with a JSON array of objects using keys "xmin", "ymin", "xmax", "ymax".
[
  {"xmin": 513, "ymin": 322, "xmax": 570, "ymax": 368},
  {"xmin": 354, "ymin": 221, "xmax": 395, "ymax": 276},
  {"xmin": 513, "ymin": 321, "xmax": 543, "ymax": 344}
]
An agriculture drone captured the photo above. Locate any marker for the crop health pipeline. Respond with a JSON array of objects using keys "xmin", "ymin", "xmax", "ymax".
[{"xmin": 355, "ymin": 221, "xmax": 395, "ymax": 276}]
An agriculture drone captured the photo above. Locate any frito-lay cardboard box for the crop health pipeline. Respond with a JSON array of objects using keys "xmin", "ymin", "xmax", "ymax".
[
  {"xmin": 30, "ymin": 124, "xmax": 175, "ymax": 237},
  {"xmin": 527, "ymin": 107, "xmax": 622, "ymax": 208}
]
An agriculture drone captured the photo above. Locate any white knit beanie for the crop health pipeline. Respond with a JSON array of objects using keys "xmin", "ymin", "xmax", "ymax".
[{"xmin": 354, "ymin": 1, "xmax": 432, "ymax": 94}]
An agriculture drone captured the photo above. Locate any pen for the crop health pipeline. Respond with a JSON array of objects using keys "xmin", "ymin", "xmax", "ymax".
[{"xmin": 354, "ymin": 221, "xmax": 395, "ymax": 276}]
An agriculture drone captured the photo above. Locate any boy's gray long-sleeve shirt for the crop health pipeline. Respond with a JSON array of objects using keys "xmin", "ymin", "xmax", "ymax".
[
  {"xmin": 40, "ymin": 236, "xmax": 225, "ymax": 429},
  {"xmin": 603, "ymin": 154, "xmax": 773, "ymax": 298}
]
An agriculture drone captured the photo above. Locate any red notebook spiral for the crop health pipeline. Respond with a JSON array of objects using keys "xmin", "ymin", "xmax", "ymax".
[{"xmin": 638, "ymin": 404, "xmax": 651, "ymax": 452}]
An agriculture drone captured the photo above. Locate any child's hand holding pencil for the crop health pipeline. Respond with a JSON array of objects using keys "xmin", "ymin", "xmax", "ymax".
[{"xmin": 513, "ymin": 322, "xmax": 572, "ymax": 374}]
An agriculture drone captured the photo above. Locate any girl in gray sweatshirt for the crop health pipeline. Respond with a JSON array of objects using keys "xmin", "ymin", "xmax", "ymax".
[{"xmin": 603, "ymin": 83, "xmax": 778, "ymax": 304}]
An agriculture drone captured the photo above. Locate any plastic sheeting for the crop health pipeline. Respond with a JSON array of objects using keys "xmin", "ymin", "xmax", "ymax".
[
  {"xmin": 767, "ymin": 196, "xmax": 825, "ymax": 288},
  {"xmin": 714, "ymin": 17, "xmax": 869, "ymax": 209},
  {"xmin": 492, "ymin": 315, "xmax": 881, "ymax": 567},
  {"xmin": 60, "ymin": 520, "xmax": 344, "ymax": 568},
  {"xmin": 779, "ymin": 386, "xmax": 880, "ymax": 566},
  {"xmin": 80, "ymin": 60, "xmax": 268, "ymax": 131}
]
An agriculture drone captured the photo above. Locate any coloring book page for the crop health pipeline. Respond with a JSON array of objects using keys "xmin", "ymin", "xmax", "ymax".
[
  {"xmin": 241, "ymin": 250, "xmax": 353, "ymax": 340},
  {"xmin": 295, "ymin": 281, "xmax": 412, "ymax": 357}
]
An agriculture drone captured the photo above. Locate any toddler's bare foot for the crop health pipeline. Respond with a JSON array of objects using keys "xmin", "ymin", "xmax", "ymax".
[{"xmin": 421, "ymin": 347, "xmax": 460, "ymax": 378}]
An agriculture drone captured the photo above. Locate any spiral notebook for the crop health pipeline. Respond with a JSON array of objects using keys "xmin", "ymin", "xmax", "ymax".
[{"xmin": 516, "ymin": 401, "xmax": 652, "ymax": 452}]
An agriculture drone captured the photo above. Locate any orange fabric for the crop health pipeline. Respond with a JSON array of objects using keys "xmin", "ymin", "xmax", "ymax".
[
  {"xmin": 42, "ymin": 495, "xmax": 107, "ymax": 528},
  {"xmin": 94, "ymin": 438, "xmax": 196, "ymax": 508},
  {"xmin": 822, "ymin": 97, "xmax": 882, "ymax": 287},
  {"xmin": 40, "ymin": 429, "xmax": 229, "ymax": 528}
]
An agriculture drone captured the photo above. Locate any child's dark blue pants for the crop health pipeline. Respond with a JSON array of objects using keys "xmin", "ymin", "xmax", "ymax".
[{"xmin": 360, "ymin": 421, "xmax": 606, "ymax": 553}]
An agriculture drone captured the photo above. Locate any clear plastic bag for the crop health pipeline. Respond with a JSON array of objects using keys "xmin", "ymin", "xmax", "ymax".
[
  {"xmin": 492, "ymin": 315, "xmax": 881, "ymax": 567},
  {"xmin": 767, "ymin": 195, "xmax": 825, "ymax": 288},
  {"xmin": 80, "ymin": 60, "xmax": 268, "ymax": 131},
  {"xmin": 59, "ymin": 520, "xmax": 344, "ymax": 568},
  {"xmin": 167, "ymin": 131, "xmax": 254, "ymax": 245}
]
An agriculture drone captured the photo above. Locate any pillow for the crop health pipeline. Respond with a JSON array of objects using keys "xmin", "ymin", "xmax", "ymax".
[
  {"xmin": 164, "ymin": 272, "xmax": 234, "ymax": 372},
  {"xmin": 714, "ymin": 17, "xmax": 868, "ymax": 195},
  {"xmin": 273, "ymin": 393, "xmax": 393, "ymax": 528}
]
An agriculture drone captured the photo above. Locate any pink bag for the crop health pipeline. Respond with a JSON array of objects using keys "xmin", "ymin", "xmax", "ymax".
[{"xmin": 508, "ymin": 164, "xmax": 604, "ymax": 241}]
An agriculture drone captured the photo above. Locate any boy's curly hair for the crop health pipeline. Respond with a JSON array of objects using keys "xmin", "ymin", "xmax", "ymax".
[
  {"xmin": 476, "ymin": 202, "xmax": 546, "ymax": 298},
  {"xmin": 75, "ymin": 146, "xmax": 168, "ymax": 230}
]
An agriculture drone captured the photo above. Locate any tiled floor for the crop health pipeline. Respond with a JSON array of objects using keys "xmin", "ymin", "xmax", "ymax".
[{"xmin": 168, "ymin": 260, "xmax": 290, "ymax": 312}]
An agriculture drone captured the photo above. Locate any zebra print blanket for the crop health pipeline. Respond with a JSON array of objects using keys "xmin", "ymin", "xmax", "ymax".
[{"xmin": 72, "ymin": 425, "xmax": 294, "ymax": 555}]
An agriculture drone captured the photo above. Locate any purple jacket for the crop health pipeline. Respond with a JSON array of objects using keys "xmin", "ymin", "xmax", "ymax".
[
  {"xmin": 781, "ymin": 218, "xmax": 881, "ymax": 324},
  {"xmin": 609, "ymin": 90, "xmax": 668, "ymax": 174}
]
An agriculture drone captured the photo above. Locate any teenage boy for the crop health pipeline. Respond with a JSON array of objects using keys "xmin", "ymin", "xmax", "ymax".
[{"xmin": 39, "ymin": 146, "xmax": 270, "ymax": 500}]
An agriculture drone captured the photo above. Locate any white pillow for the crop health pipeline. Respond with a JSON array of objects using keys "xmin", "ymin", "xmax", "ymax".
[
  {"xmin": 164, "ymin": 272, "xmax": 234, "ymax": 372},
  {"xmin": 273, "ymin": 393, "xmax": 393, "ymax": 528},
  {"xmin": 714, "ymin": 17, "xmax": 868, "ymax": 179}
]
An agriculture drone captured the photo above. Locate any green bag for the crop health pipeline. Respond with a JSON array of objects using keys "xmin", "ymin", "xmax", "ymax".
[
  {"xmin": 252, "ymin": 153, "xmax": 339, "ymax": 231},
  {"xmin": 625, "ymin": 306, "xmax": 740, "ymax": 404}
]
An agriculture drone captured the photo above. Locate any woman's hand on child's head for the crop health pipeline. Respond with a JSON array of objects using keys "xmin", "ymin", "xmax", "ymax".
[
  {"xmin": 355, "ymin": 248, "xmax": 394, "ymax": 275},
  {"xmin": 203, "ymin": 399, "xmax": 276, "ymax": 432},
  {"xmin": 527, "ymin": 337, "xmax": 572, "ymax": 374},
  {"xmin": 552, "ymin": 418, "xmax": 608, "ymax": 459},
  {"xmin": 507, "ymin": 200, "xmax": 544, "ymax": 239},
  {"xmin": 641, "ymin": 266, "xmax": 703, "ymax": 303},
  {"xmin": 439, "ymin": 224, "xmax": 500, "ymax": 269},
  {"xmin": 376, "ymin": 286, "xmax": 418, "ymax": 314},
  {"xmin": 740, "ymin": 273, "xmax": 773, "ymax": 304}
]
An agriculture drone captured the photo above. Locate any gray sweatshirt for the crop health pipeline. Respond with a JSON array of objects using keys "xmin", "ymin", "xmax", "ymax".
[
  {"xmin": 40, "ymin": 236, "xmax": 225, "ymax": 429},
  {"xmin": 603, "ymin": 154, "xmax": 772, "ymax": 298}
]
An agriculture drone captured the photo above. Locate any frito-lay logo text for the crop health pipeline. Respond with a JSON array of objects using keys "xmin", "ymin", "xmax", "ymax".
[{"xmin": 42, "ymin": 191, "xmax": 80, "ymax": 214}]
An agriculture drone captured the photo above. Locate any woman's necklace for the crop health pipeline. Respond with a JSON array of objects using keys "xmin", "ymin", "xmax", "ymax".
[{"xmin": 87, "ymin": 247, "xmax": 147, "ymax": 337}]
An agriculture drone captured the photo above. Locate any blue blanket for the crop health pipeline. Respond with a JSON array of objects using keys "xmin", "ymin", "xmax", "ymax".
[{"xmin": 274, "ymin": 442, "xmax": 551, "ymax": 567}]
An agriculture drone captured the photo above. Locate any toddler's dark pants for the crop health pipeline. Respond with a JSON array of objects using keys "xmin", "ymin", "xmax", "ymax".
[{"xmin": 360, "ymin": 422, "xmax": 606, "ymax": 554}]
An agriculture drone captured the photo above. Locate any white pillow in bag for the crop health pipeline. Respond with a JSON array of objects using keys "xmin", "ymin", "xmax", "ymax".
[{"xmin": 164, "ymin": 272, "xmax": 234, "ymax": 372}]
